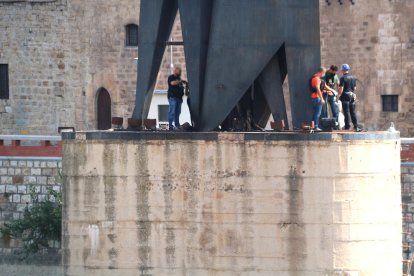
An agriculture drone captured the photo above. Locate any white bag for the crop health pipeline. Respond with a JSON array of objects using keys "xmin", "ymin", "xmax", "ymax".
[{"xmin": 336, "ymin": 100, "xmax": 345, "ymax": 129}]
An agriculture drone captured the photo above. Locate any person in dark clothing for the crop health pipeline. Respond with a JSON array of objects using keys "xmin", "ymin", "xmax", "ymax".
[
  {"xmin": 167, "ymin": 67, "xmax": 185, "ymax": 130},
  {"xmin": 322, "ymin": 65, "xmax": 340, "ymax": 124},
  {"xmin": 338, "ymin": 64, "xmax": 361, "ymax": 132}
]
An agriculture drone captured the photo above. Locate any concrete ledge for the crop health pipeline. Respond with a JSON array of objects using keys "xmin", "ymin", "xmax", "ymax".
[
  {"xmin": 0, "ymin": 135, "xmax": 61, "ymax": 141},
  {"xmin": 62, "ymin": 131, "xmax": 400, "ymax": 142},
  {"xmin": 402, "ymin": 138, "xmax": 414, "ymax": 144},
  {"xmin": 0, "ymin": 156, "xmax": 62, "ymax": 161}
]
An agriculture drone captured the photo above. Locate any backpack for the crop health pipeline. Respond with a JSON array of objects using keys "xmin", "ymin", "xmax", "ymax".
[
  {"xmin": 309, "ymin": 76, "xmax": 325, "ymax": 94},
  {"xmin": 309, "ymin": 77, "xmax": 317, "ymax": 94}
]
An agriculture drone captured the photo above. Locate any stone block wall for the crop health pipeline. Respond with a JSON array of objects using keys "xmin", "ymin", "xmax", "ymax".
[
  {"xmin": 401, "ymin": 140, "xmax": 414, "ymax": 244},
  {"xmin": 0, "ymin": 135, "xmax": 63, "ymax": 274},
  {"xmin": 0, "ymin": 0, "xmax": 70, "ymax": 134},
  {"xmin": 1, "ymin": 0, "xmax": 413, "ymax": 135},
  {"xmin": 0, "ymin": 0, "xmax": 186, "ymax": 134},
  {"xmin": 320, "ymin": 0, "xmax": 414, "ymax": 135},
  {"xmin": 0, "ymin": 158, "xmax": 62, "ymax": 248},
  {"xmin": 156, "ymin": 16, "xmax": 187, "ymax": 92},
  {"xmin": 402, "ymin": 164, "xmax": 414, "ymax": 225},
  {"xmin": 0, "ymin": 157, "xmax": 63, "ymax": 275}
]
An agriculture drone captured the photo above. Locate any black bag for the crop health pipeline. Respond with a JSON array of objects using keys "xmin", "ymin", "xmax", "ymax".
[
  {"xmin": 309, "ymin": 77, "xmax": 317, "ymax": 94},
  {"xmin": 321, "ymin": 118, "xmax": 336, "ymax": 131},
  {"xmin": 309, "ymin": 77, "xmax": 325, "ymax": 94}
]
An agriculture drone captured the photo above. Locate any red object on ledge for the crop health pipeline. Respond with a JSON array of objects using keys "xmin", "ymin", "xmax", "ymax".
[
  {"xmin": 0, "ymin": 137, "xmax": 62, "ymax": 157},
  {"xmin": 401, "ymin": 143, "xmax": 414, "ymax": 162}
]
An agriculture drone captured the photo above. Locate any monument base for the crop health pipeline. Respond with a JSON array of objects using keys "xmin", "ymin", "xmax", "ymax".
[{"xmin": 62, "ymin": 131, "xmax": 402, "ymax": 276}]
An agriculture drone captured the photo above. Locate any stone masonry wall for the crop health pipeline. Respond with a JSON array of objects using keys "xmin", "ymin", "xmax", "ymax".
[
  {"xmin": 156, "ymin": 16, "xmax": 187, "ymax": 92},
  {"xmin": 0, "ymin": 157, "xmax": 63, "ymax": 275},
  {"xmin": 1, "ymin": 0, "xmax": 414, "ymax": 134},
  {"xmin": 0, "ymin": 0, "xmax": 185, "ymax": 134},
  {"xmin": 0, "ymin": 0, "xmax": 71, "ymax": 134},
  {"xmin": 400, "ymin": 139, "xmax": 414, "ymax": 274},
  {"xmin": 320, "ymin": 0, "xmax": 414, "ymax": 135},
  {"xmin": 0, "ymin": 134, "xmax": 63, "ymax": 274},
  {"xmin": 401, "ymin": 141, "xmax": 414, "ymax": 239},
  {"xmin": 0, "ymin": 158, "xmax": 62, "ymax": 249},
  {"xmin": 402, "ymin": 163, "xmax": 414, "ymax": 229}
]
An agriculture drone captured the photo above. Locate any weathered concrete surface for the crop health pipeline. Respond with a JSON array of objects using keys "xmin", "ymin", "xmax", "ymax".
[{"xmin": 62, "ymin": 132, "xmax": 402, "ymax": 276}]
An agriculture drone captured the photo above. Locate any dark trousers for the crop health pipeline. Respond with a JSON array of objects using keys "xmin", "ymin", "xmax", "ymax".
[{"xmin": 341, "ymin": 101, "xmax": 358, "ymax": 129}]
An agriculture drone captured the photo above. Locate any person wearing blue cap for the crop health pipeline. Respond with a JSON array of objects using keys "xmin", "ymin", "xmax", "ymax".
[{"xmin": 338, "ymin": 64, "xmax": 361, "ymax": 132}]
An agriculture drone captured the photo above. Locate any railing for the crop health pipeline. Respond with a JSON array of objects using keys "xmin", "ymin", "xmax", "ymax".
[{"xmin": 0, "ymin": 135, "xmax": 62, "ymax": 157}]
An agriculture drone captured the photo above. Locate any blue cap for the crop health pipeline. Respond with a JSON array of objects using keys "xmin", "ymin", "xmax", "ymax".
[{"xmin": 341, "ymin": 64, "xmax": 351, "ymax": 71}]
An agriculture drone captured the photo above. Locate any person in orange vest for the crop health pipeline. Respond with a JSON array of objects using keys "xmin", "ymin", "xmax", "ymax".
[{"xmin": 310, "ymin": 67, "xmax": 327, "ymax": 131}]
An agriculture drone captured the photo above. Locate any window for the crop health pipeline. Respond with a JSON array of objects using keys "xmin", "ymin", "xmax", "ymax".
[
  {"xmin": 0, "ymin": 64, "xmax": 9, "ymax": 99},
  {"xmin": 158, "ymin": 105, "xmax": 169, "ymax": 122},
  {"xmin": 125, "ymin": 24, "xmax": 139, "ymax": 47},
  {"xmin": 382, "ymin": 95, "xmax": 399, "ymax": 112}
]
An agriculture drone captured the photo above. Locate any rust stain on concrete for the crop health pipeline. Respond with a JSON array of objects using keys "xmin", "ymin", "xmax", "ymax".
[{"xmin": 135, "ymin": 143, "xmax": 152, "ymax": 275}]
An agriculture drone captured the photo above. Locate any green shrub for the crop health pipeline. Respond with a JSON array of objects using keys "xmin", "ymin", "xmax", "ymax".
[{"xmin": 0, "ymin": 186, "xmax": 62, "ymax": 255}]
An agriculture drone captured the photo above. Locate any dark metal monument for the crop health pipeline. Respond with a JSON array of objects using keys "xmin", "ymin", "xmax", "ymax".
[{"xmin": 133, "ymin": 0, "xmax": 321, "ymax": 131}]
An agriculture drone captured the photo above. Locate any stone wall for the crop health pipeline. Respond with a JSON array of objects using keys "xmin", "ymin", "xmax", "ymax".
[
  {"xmin": 0, "ymin": 135, "xmax": 63, "ymax": 273},
  {"xmin": 0, "ymin": 0, "xmax": 70, "ymax": 134},
  {"xmin": 156, "ymin": 16, "xmax": 187, "ymax": 92},
  {"xmin": 0, "ymin": 158, "xmax": 62, "ymax": 247},
  {"xmin": 320, "ymin": 0, "xmax": 414, "ymax": 135},
  {"xmin": 0, "ymin": 157, "xmax": 62, "ymax": 275},
  {"xmin": 63, "ymin": 131, "xmax": 402, "ymax": 275},
  {"xmin": 400, "ymin": 138, "xmax": 414, "ymax": 274},
  {"xmin": 0, "ymin": 0, "xmax": 185, "ymax": 134},
  {"xmin": 1, "ymin": 0, "xmax": 414, "ymax": 135}
]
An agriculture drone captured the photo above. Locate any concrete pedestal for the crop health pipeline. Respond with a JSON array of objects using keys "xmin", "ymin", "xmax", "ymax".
[{"xmin": 62, "ymin": 132, "xmax": 402, "ymax": 276}]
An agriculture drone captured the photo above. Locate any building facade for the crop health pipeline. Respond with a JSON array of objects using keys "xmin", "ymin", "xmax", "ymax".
[
  {"xmin": 0, "ymin": 0, "xmax": 413, "ymax": 135},
  {"xmin": 320, "ymin": 0, "xmax": 414, "ymax": 134},
  {"xmin": 0, "ymin": 0, "xmax": 187, "ymax": 134}
]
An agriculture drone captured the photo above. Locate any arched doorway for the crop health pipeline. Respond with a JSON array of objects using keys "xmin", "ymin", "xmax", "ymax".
[{"xmin": 97, "ymin": 88, "xmax": 112, "ymax": 130}]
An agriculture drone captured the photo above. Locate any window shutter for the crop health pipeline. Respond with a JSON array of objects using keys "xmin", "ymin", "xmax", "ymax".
[
  {"xmin": 126, "ymin": 24, "xmax": 139, "ymax": 47},
  {"xmin": 0, "ymin": 64, "xmax": 9, "ymax": 99}
]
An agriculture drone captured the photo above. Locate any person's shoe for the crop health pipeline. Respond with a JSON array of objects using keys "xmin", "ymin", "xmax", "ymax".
[
  {"xmin": 354, "ymin": 127, "xmax": 362, "ymax": 132},
  {"xmin": 168, "ymin": 126, "xmax": 174, "ymax": 131},
  {"xmin": 314, "ymin": 127, "xmax": 322, "ymax": 132}
]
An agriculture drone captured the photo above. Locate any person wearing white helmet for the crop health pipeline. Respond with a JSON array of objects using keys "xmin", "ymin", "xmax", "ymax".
[{"xmin": 338, "ymin": 64, "xmax": 361, "ymax": 132}]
